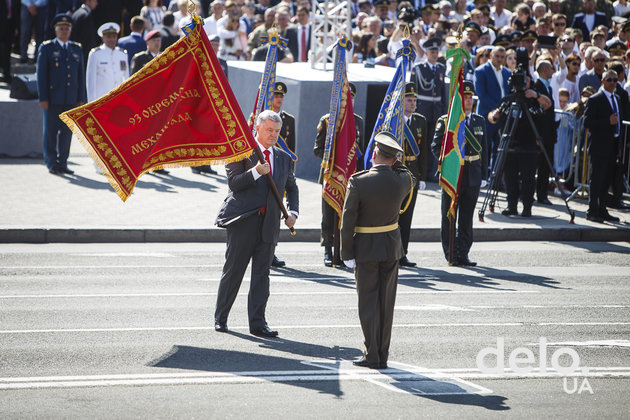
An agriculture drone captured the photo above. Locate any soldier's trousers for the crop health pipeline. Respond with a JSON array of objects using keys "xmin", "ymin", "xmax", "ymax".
[
  {"xmin": 440, "ymin": 185, "xmax": 480, "ymax": 261},
  {"xmin": 321, "ymin": 197, "xmax": 336, "ymax": 247},
  {"xmin": 43, "ymin": 104, "xmax": 74, "ymax": 170},
  {"xmin": 355, "ymin": 259, "xmax": 398, "ymax": 365},
  {"xmin": 398, "ymin": 182, "xmax": 418, "ymax": 255}
]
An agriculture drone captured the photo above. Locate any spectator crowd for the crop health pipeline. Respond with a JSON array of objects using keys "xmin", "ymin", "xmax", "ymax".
[{"xmin": 1, "ymin": 0, "xmax": 629, "ymax": 219}]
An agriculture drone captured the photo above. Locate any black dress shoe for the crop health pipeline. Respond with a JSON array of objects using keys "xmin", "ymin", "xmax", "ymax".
[
  {"xmin": 399, "ymin": 256, "xmax": 417, "ymax": 267},
  {"xmin": 458, "ymin": 256, "xmax": 477, "ymax": 266},
  {"xmin": 352, "ymin": 357, "xmax": 380, "ymax": 369},
  {"xmin": 537, "ymin": 198, "xmax": 552, "ymax": 205},
  {"xmin": 609, "ymin": 202, "xmax": 630, "ymax": 210},
  {"xmin": 602, "ymin": 213, "xmax": 620, "ymax": 223},
  {"xmin": 521, "ymin": 207, "xmax": 532, "ymax": 217},
  {"xmin": 324, "ymin": 247, "xmax": 333, "ymax": 267},
  {"xmin": 48, "ymin": 167, "xmax": 60, "ymax": 175},
  {"xmin": 214, "ymin": 322, "xmax": 228, "ymax": 332},
  {"xmin": 271, "ymin": 255, "xmax": 285, "ymax": 267},
  {"xmin": 153, "ymin": 168, "xmax": 170, "ymax": 175},
  {"xmin": 501, "ymin": 208, "xmax": 517, "ymax": 216},
  {"xmin": 379, "ymin": 362, "xmax": 388, "ymax": 369},
  {"xmin": 60, "ymin": 167, "xmax": 74, "ymax": 175},
  {"xmin": 586, "ymin": 213, "xmax": 604, "ymax": 223},
  {"xmin": 191, "ymin": 165, "xmax": 217, "ymax": 175},
  {"xmin": 250, "ymin": 325, "xmax": 278, "ymax": 337}
]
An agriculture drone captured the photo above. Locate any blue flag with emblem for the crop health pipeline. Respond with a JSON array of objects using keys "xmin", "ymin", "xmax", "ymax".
[
  {"xmin": 248, "ymin": 28, "xmax": 297, "ymax": 161},
  {"xmin": 364, "ymin": 39, "xmax": 416, "ymax": 169}
]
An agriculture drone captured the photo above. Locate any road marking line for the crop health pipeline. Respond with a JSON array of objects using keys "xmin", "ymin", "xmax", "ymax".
[
  {"xmin": 2, "ymin": 321, "xmax": 629, "ymax": 334},
  {"xmin": 0, "ymin": 290, "xmax": 540, "ymax": 299}
]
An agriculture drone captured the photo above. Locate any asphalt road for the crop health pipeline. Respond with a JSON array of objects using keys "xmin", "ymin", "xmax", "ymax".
[{"xmin": 1, "ymin": 241, "xmax": 629, "ymax": 419}]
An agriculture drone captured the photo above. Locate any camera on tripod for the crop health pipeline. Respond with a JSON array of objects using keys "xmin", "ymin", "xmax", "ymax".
[{"xmin": 507, "ymin": 47, "xmax": 530, "ymax": 92}]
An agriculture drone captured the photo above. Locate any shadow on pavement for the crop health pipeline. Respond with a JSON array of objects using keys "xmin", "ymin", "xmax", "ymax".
[{"xmin": 270, "ymin": 266, "xmax": 356, "ymax": 290}]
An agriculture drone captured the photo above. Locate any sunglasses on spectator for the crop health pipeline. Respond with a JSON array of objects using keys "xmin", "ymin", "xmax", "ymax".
[
  {"xmin": 569, "ymin": 61, "xmax": 580, "ymax": 65},
  {"xmin": 593, "ymin": 58, "xmax": 607, "ymax": 62},
  {"xmin": 561, "ymin": 37, "xmax": 574, "ymax": 43},
  {"xmin": 605, "ymin": 78, "xmax": 618, "ymax": 82},
  {"xmin": 554, "ymin": 22, "xmax": 566, "ymax": 26}
]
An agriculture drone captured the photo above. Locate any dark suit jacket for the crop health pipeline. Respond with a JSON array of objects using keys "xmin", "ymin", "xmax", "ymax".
[
  {"xmin": 340, "ymin": 162, "xmax": 412, "ymax": 262},
  {"xmin": 130, "ymin": 50, "xmax": 156, "ymax": 75},
  {"xmin": 118, "ymin": 33, "xmax": 146, "ymax": 65},
  {"xmin": 571, "ymin": 12, "xmax": 608, "ymax": 40},
  {"xmin": 285, "ymin": 25, "xmax": 311, "ymax": 62},
  {"xmin": 314, "ymin": 113, "xmax": 365, "ymax": 183},
  {"xmin": 70, "ymin": 5, "xmax": 98, "ymax": 62},
  {"xmin": 578, "ymin": 69, "xmax": 603, "ymax": 93},
  {"xmin": 159, "ymin": 27, "xmax": 179, "ymax": 52},
  {"xmin": 584, "ymin": 90, "xmax": 620, "ymax": 157},
  {"xmin": 473, "ymin": 62, "xmax": 511, "ymax": 119},
  {"xmin": 216, "ymin": 146, "xmax": 299, "ymax": 244},
  {"xmin": 533, "ymin": 79, "xmax": 557, "ymax": 145}
]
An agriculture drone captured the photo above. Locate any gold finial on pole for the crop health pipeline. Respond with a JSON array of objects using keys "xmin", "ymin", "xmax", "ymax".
[
  {"xmin": 402, "ymin": 23, "xmax": 410, "ymax": 40},
  {"xmin": 188, "ymin": 0, "xmax": 203, "ymax": 24}
]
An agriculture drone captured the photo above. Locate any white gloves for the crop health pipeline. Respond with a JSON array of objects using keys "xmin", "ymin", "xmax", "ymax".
[
  {"xmin": 344, "ymin": 259, "xmax": 356, "ymax": 269},
  {"xmin": 480, "ymin": 180, "xmax": 487, "ymax": 189},
  {"xmin": 418, "ymin": 180, "xmax": 426, "ymax": 191}
]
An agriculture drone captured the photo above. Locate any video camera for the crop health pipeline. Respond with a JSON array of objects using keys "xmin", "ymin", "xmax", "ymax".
[
  {"xmin": 507, "ymin": 47, "xmax": 530, "ymax": 92},
  {"xmin": 398, "ymin": 6, "xmax": 419, "ymax": 25}
]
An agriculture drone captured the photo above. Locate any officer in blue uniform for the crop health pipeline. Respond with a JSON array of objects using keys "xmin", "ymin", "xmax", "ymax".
[
  {"xmin": 37, "ymin": 14, "xmax": 87, "ymax": 175},
  {"xmin": 411, "ymin": 37, "xmax": 446, "ymax": 182}
]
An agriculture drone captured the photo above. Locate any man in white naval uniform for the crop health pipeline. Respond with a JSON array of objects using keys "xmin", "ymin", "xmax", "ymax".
[{"xmin": 86, "ymin": 22, "xmax": 129, "ymax": 103}]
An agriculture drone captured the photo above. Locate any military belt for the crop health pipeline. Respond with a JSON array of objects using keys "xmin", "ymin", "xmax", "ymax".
[
  {"xmin": 404, "ymin": 156, "xmax": 417, "ymax": 161},
  {"xmin": 354, "ymin": 223, "xmax": 398, "ymax": 234},
  {"xmin": 417, "ymin": 94, "xmax": 442, "ymax": 102},
  {"xmin": 464, "ymin": 155, "xmax": 480, "ymax": 162}
]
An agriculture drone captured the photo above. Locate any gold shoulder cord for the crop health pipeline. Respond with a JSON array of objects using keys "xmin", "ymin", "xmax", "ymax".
[{"xmin": 399, "ymin": 170, "xmax": 415, "ymax": 214}]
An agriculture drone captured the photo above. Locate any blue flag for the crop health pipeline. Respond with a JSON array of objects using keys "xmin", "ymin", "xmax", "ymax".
[{"xmin": 364, "ymin": 40, "xmax": 415, "ymax": 169}]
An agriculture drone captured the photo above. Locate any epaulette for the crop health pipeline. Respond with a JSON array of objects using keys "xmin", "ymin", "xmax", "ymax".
[
  {"xmin": 354, "ymin": 113, "xmax": 363, "ymax": 122},
  {"xmin": 118, "ymin": 47, "xmax": 127, "ymax": 54},
  {"xmin": 42, "ymin": 40, "xmax": 53, "ymax": 45},
  {"xmin": 71, "ymin": 40, "xmax": 82, "ymax": 47},
  {"xmin": 281, "ymin": 110, "xmax": 294, "ymax": 119},
  {"xmin": 90, "ymin": 46, "xmax": 100, "ymax": 53},
  {"xmin": 351, "ymin": 169, "xmax": 368, "ymax": 178}
]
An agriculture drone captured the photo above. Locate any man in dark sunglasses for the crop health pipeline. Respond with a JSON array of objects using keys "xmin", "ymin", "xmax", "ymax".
[
  {"xmin": 583, "ymin": 70, "xmax": 624, "ymax": 223},
  {"xmin": 579, "ymin": 50, "xmax": 607, "ymax": 92}
]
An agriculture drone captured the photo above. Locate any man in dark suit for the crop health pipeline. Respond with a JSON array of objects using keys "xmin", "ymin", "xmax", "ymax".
[
  {"xmin": 583, "ymin": 70, "xmax": 622, "ymax": 223},
  {"xmin": 214, "ymin": 110, "xmax": 299, "ymax": 337},
  {"xmin": 285, "ymin": 6, "xmax": 311, "ymax": 62},
  {"xmin": 159, "ymin": 12, "xmax": 179, "ymax": 51},
  {"xmin": 398, "ymin": 82, "xmax": 428, "ymax": 268},
  {"xmin": 71, "ymin": 0, "xmax": 99, "ymax": 65},
  {"xmin": 37, "ymin": 14, "xmax": 86, "ymax": 175},
  {"xmin": 0, "ymin": 0, "xmax": 20, "ymax": 82},
  {"xmin": 314, "ymin": 82, "xmax": 365, "ymax": 267},
  {"xmin": 473, "ymin": 46, "xmax": 511, "ymax": 171},
  {"xmin": 341, "ymin": 132, "xmax": 413, "ymax": 370},
  {"xmin": 117, "ymin": 16, "xmax": 146, "ymax": 65},
  {"xmin": 532, "ymin": 60, "xmax": 557, "ymax": 205},
  {"xmin": 571, "ymin": 0, "xmax": 608, "ymax": 40},
  {"xmin": 432, "ymin": 81, "xmax": 488, "ymax": 266}
]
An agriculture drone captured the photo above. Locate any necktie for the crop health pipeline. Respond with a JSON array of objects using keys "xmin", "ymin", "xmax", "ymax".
[
  {"xmin": 611, "ymin": 94, "xmax": 620, "ymax": 137},
  {"xmin": 260, "ymin": 150, "xmax": 272, "ymax": 215},
  {"xmin": 300, "ymin": 26, "xmax": 307, "ymax": 62}
]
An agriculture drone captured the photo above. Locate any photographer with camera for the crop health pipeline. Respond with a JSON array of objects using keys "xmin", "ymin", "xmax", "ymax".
[{"xmin": 488, "ymin": 48, "xmax": 551, "ymax": 218}]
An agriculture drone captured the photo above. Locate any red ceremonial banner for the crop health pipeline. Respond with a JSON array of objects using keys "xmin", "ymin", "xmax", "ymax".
[
  {"xmin": 60, "ymin": 23, "xmax": 254, "ymax": 201},
  {"xmin": 322, "ymin": 80, "xmax": 357, "ymax": 219}
]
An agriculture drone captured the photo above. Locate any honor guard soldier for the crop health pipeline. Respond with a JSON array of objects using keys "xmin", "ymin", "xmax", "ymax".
[
  {"xmin": 340, "ymin": 132, "xmax": 413, "ymax": 370},
  {"xmin": 271, "ymin": 82, "xmax": 296, "ymax": 154},
  {"xmin": 86, "ymin": 23, "xmax": 129, "ymax": 103},
  {"xmin": 314, "ymin": 82, "xmax": 365, "ymax": 267},
  {"xmin": 37, "ymin": 14, "xmax": 87, "ymax": 175},
  {"xmin": 431, "ymin": 81, "xmax": 488, "ymax": 266},
  {"xmin": 398, "ymin": 82, "xmax": 428, "ymax": 268},
  {"xmin": 268, "ymin": 81, "xmax": 295, "ymax": 268},
  {"xmin": 411, "ymin": 37, "xmax": 446, "ymax": 182}
]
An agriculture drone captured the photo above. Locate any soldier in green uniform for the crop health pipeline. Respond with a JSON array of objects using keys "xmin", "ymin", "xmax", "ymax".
[
  {"xmin": 398, "ymin": 82, "xmax": 428, "ymax": 268},
  {"xmin": 314, "ymin": 82, "xmax": 365, "ymax": 267},
  {"xmin": 340, "ymin": 132, "xmax": 414, "ymax": 370},
  {"xmin": 431, "ymin": 81, "xmax": 488, "ymax": 267}
]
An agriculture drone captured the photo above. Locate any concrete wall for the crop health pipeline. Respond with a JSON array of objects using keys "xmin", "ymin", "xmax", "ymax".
[{"xmin": 0, "ymin": 90, "xmax": 43, "ymax": 158}]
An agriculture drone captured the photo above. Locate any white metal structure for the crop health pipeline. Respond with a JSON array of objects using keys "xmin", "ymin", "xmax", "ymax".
[{"xmin": 310, "ymin": 0, "xmax": 352, "ymax": 70}]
